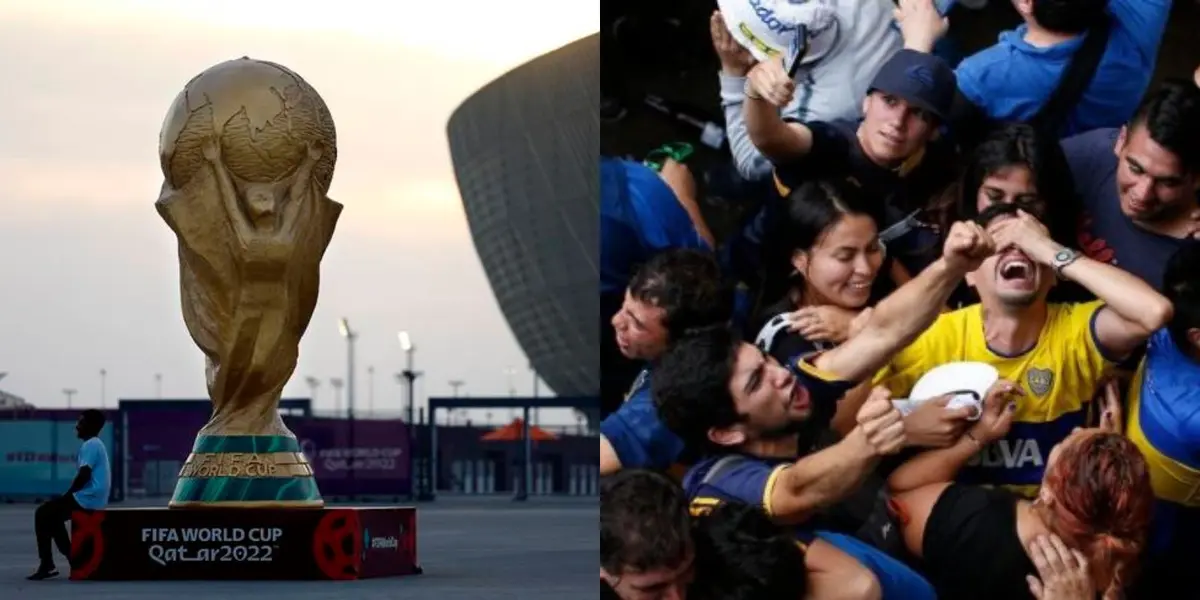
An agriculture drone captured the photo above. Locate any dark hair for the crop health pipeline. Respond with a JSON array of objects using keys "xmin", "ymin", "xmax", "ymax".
[
  {"xmin": 80, "ymin": 409, "xmax": 106, "ymax": 431},
  {"xmin": 1128, "ymin": 80, "xmax": 1200, "ymax": 173},
  {"xmin": 653, "ymin": 326, "xmax": 743, "ymax": 450},
  {"xmin": 691, "ymin": 502, "xmax": 808, "ymax": 600},
  {"xmin": 1031, "ymin": 0, "xmax": 1108, "ymax": 34},
  {"xmin": 763, "ymin": 180, "xmax": 881, "ymax": 305},
  {"xmin": 1163, "ymin": 242, "xmax": 1200, "ymax": 353},
  {"xmin": 628, "ymin": 248, "xmax": 733, "ymax": 342},
  {"xmin": 958, "ymin": 122, "xmax": 1079, "ymax": 245},
  {"xmin": 601, "ymin": 470, "xmax": 693, "ymax": 576}
]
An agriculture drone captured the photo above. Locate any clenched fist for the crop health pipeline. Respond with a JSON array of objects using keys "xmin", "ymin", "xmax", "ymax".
[
  {"xmin": 746, "ymin": 56, "xmax": 795, "ymax": 108},
  {"xmin": 855, "ymin": 387, "xmax": 907, "ymax": 456},
  {"xmin": 942, "ymin": 220, "xmax": 996, "ymax": 273}
]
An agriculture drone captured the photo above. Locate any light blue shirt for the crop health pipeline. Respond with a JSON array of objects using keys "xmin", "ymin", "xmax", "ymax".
[
  {"xmin": 73, "ymin": 437, "xmax": 110, "ymax": 510},
  {"xmin": 955, "ymin": 0, "xmax": 1172, "ymax": 137}
]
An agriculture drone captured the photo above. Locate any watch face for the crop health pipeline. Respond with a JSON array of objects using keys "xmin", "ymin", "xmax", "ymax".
[{"xmin": 1055, "ymin": 250, "xmax": 1074, "ymax": 263}]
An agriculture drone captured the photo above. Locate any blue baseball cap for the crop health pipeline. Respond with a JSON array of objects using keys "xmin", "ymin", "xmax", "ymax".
[{"xmin": 867, "ymin": 49, "xmax": 957, "ymax": 121}]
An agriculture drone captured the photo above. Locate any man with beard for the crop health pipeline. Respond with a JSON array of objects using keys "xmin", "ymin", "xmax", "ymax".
[
  {"xmin": 1065, "ymin": 80, "xmax": 1200, "ymax": 289},
  {"xmin": 654, "ymin": 220, "xmax": 999, "ymax": 600},
  {"xmin": 601, "ymin": 249, "xmax": 732, "ymax": 476},
  {"xmin": 873, "ymin": 203, "xmax": 1172, "ymax": 498}
]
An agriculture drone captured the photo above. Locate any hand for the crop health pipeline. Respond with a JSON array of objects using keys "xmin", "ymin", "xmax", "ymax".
[
  {"xmin": 306, "ymin": 141, "xmax": 324, "ymax": 161},
  {"xmin": 1098, "ymin": 378, "xmax": 1124, "ymax": 434},
  {"xmin": 788, "ymin": 306, "xmax": 858, "ymax": 343},
  {"xmin": 1026, "ymin": 535, "xmax": 1095, "ymax": 600},
  {"xmin": 856, "ymin": 387, "xmax": 907, "ymax": 456},
  {"xmin": 847, "ymin": 307, "xmax": 873, "ymax": 339},
  {"xmin": 710, "ymin": 11, "xmax": 755, "ymax": 77},
  {"xmin": 988, "ymin": 210, "xmax": 1061, "ymax": 265},
  {"xmin": 658, "ymin": 158, "xmax": 697, "ymax": 204},
  {"xmin": 967, "ymin": 379, "xmax": 1022, "ymax": 444},
  {"xmin": 202, "ymin": 136, "xmax": 221, "ymax": 162},
  {"xmin": 746, "ymin": 56, "xmax": 795, "ymax": 107},
  {"xmin": 942, "ymin": 220, "xmax": 996, "ymax": 273},
  {"xmin": 903, "ymin": 395, "xmax": 973, "ymax": 448},
  {"xmin": 894, "ymin": 0, "xmax": 949, "ymax": 52},
  {"xmin": 1185, "ymin": 208, "xmax": 1200, "ymax": 239}
]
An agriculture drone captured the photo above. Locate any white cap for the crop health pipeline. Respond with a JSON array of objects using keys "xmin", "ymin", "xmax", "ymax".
[
  {"xmin": 903, "ymin": 362, "xmax": 1000, "ymax": 421},
  {"xmin": 717, "ymin": 0, "xmax": 839, "ymax": 66}
]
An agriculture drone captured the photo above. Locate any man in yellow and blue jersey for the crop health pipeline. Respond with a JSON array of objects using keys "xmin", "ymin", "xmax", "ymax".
[
  {"xmin": 874, "ymin": 204, "xmax": 1173, "ymax": 497},
  {"xmin": 1124, "ymin": 243, "xmax": 1200, "ymax": 596}
]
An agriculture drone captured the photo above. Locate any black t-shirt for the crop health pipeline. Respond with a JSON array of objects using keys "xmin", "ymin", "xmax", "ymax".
[
  {"xmin": 773, "ymin": 119, "xmax": 958, "ymax": 275},
  {"xmin": 922, "ymin": 484, "xmax": 1036, "ymax": 600}
]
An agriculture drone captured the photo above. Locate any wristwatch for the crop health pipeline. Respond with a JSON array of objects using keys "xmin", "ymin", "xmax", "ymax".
[{"xmin": 1051, "ymin": 247, "xmax": 1081, "ymax": 278}]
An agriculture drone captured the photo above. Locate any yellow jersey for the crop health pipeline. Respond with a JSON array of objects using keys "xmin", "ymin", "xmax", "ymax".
[
  {"xmin": 1125, "ymin": 329, "xmax": 1200, "ymax": 554},
  {"xmin": 874, "ymin": 301, "xmax": 1115, "ymax": 497}
]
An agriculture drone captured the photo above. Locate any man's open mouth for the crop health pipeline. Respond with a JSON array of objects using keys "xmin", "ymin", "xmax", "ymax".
[{"xmin": 997, "ymin": 251, "xmax": 1035, "ymax": 285}]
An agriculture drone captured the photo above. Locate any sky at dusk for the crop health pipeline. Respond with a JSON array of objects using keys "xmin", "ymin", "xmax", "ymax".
[{"xmin": 0, "ymin": 0, "xmax": 599, "ymax": 425}]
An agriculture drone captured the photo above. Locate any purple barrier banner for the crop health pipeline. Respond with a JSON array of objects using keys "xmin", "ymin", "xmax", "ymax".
[
  {"xmin": 296, "ymin": 419, "xmax": 410, "ymax": 497},
  {"xmin": 123, "ymin": 404, "xmax": 409, "ymax": 498}
]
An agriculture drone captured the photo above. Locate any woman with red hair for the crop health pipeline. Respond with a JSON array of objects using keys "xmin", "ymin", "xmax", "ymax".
[{"xmin": 886, "ymin": 380, "xmax": 1154, "ymax": 600}]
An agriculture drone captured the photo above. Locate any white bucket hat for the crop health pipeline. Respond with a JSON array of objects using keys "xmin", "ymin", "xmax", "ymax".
[{"xmin": 717, "ymin": 0, "xmax": 840, "ymax": 67}]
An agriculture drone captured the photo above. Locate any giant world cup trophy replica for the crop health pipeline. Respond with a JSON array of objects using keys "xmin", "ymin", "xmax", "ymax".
[{"xmin": 155, "ymin": 57, "xmax": 341, "ymax": 508}]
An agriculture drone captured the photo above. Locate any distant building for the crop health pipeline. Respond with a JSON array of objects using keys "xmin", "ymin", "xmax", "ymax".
[
  {"xmin": 446, "ymin": 35, "xmax": 599, "ymax": 413},
  {"xmin": 0, "ymin": 387, "xmax": 31, "ymax": 408}
]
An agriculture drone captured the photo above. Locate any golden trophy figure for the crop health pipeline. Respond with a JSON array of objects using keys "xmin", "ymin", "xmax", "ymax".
[{"xmin": 156, "ymin": 57, "xmax": 341, "ymax": 508}]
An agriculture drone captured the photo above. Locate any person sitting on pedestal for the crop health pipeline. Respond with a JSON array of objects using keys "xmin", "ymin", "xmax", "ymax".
[{"xmin": 27, "ymin": 409, "xmax": 110, "ymax": 581}]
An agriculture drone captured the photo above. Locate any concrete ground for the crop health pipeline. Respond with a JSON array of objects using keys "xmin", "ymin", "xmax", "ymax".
[{"xmin": 0, "ymin": 497, "xmax": 598, "ymax": 600}]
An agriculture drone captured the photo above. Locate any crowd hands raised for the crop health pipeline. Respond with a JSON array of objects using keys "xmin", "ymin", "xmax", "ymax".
[{"xmin": 601, "ymin": 0, "xmax": 1200, "ymax": 598}]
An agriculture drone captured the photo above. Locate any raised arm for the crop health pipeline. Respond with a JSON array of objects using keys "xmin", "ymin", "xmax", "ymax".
[
  {"xmin": 894, "ymin": 0, "xmax": 949, "ymax": 54},
  {"xmin": 812, "ymin": 221, "xmax": 994, "ymax": 382},
  {"xmin": 711, "ymin": 11, "xmax": 781, "ymax": 181},
  {"xmin": 991, "ymin": 211, "xmax": 1173, "ymax": 360},
  {"xmin": 203, "ymin": 136, "xmax": 254, "ymax": 245},
  {"xmin": 281, "ymin": 142, "xmax": 323, "ymax": 237},
  {"xmin": 744, "ymin": 57, "xmax": 814, "ymax": 162},
  {"xmin": 888, "ymin": 380, "xmax": 1021, "ymax": 493},
  {"xmin": 768, "ymin": 388, "xmax": 906, "ymax": 523}
]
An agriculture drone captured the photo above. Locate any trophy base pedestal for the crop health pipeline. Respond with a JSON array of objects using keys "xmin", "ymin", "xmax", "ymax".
[
  {"xmin": 170, "ymin": 435, "xmax": 324, "ymax": 508},
  {"xmin": 69, "ymin": 506, "xmax": 421, "ymax": 581}
]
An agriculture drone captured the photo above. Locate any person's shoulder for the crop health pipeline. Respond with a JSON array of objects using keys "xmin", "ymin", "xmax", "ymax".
[
  {"xmin": 1048, "ymin": 299, "xmax": 1106, "ymax": 329},
  {"xmin": 927, "ymin": 304, "xmax": 977, "ymax": 335},
  {"xmin": 957, "ymin": 43, "xmax": 1014, "ymax": 73},
  {"xmin": 956, "ymin": 40, "xmax": 1020, "ymax": 82},
  {"xmin": 1061, "ymin": 128, "xmax": 1120, "ymax": 156}
]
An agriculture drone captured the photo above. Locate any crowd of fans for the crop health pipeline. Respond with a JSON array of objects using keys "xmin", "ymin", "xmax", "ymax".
[{"xmin": 600, "ymin": 0, "xmax": 1200, "ymax": 598}]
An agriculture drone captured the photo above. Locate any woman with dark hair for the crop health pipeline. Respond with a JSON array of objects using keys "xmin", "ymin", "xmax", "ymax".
[
  {"xmin": 887, "ymin": 380, "xmax": 1155, "ymax": 600},
  {"xmin": 752, "ymin": 180, "xmax": 888, "ymax": 439},
  {"xmin": 929, "ymin": 122, "xmax": 1082, "ymax": 306},
  {"xmin": 956, "ymin": 122, "xmax": 1078, "ymax": 243}
]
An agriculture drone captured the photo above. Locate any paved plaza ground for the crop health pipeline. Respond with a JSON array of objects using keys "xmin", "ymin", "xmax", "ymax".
[{"xmin": 0, "ymin": 496, "xmax": 597, "ymax": 600}]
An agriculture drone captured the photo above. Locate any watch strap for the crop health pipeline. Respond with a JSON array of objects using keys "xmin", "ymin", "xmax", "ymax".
[{"xmin": 1052, "ymin": 248, "xmax": 1081, "ymax": 277}]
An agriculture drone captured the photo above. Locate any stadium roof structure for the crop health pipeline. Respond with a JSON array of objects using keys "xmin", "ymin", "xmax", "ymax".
[
  {"xmin": 446, "ymin": 34, "xmax": 599, "ymax": 400},
  {"xmin": 0, "ymin": 378, "xmax": 30, "ymax": 407}
]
